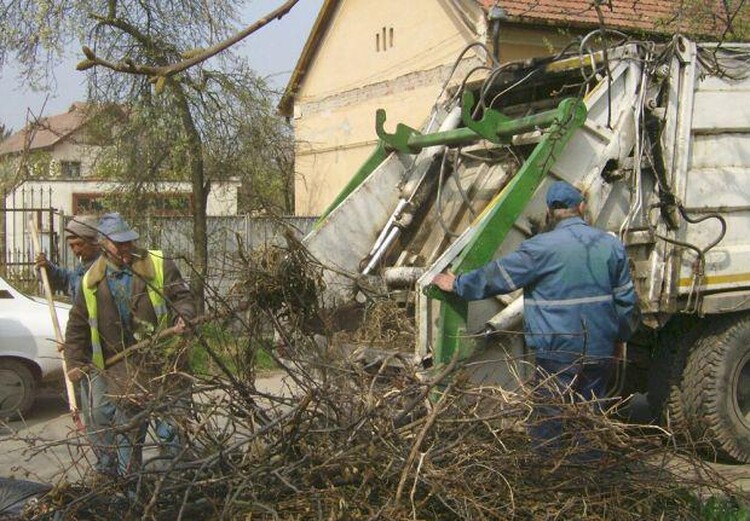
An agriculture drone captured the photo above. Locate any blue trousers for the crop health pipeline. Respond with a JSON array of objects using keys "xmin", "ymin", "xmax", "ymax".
[
  {"xmin": 528, "ymin": 357, "xmax": 614, "ymax": 459},
  {"xmin": 82, "ymin": 372, "xmax": 182, "ymax": 476},
  {"xmin": 80, "ymin": 374, "xmax": 118, "ymax": 475}
]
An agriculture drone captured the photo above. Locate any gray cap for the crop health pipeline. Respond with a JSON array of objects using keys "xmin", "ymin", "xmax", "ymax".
[
  {"xmin": 65, "ymin": 215, "xmax": 99, "ymax": 242},
  {"xmin": 98, "ymin": 212, "xmax": 139, "ymax": 243}
]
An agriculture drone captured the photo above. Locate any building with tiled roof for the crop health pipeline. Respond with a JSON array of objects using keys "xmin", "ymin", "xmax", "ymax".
[
  {"xmin": 476, "ymin": 0, "xmax": 746, "ymax": 37},
  {"xmin": 0, "ymin": 102, "xmax": 239, "ymax": 215},
  {"xmin": 281, "ymin": 0, "xmax": 747, "ymax": 216},
  {"xmin": 0, "ymin": 103, "xmax": 241, "ymax": 267},
  {"xmin": 0, "ymin": 102, "xmax": 90, "ymax": 156},
  {"xmin": 478, "ymin": 0, "xmax": 677, "ymax": 34},
  {"xmin": 0, "ymin": 102, "xmax": 104, "ymax": 180}
]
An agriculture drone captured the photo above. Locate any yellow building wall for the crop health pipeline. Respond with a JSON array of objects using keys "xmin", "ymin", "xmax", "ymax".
[
  {"xmin": 292, "ymin": 0, "xmax": 581, "ymax": 215},
  {"xmin": 294, "ymin": 82, "xmax": 445, "ymax": 216},
  {"xmin": 297, "ymin": 0, "xmax": 482, "ymax": 106}
]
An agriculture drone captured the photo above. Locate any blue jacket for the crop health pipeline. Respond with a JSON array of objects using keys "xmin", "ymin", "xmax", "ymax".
[
  {"xmin": 454, "ymin": 217, "xmax": 637, "ymax": 363},
  {"xmin": 49, "ymin": 254, "xmax": 100, "ymax": 301}
]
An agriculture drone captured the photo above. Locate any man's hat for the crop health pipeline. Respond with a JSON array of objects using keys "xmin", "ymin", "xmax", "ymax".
[
  {"xmin": 98, "ymin": 212, "xmax": 139, "ymax": 243},
  {"xmin": 64, "ymin": 215, "xmax": 99, "ymax": 242},
  {"xmin": 546, "ymin": 181, "xmax": 584, "ymax": 209}
]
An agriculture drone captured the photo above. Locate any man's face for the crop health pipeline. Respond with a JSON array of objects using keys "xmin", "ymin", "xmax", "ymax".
[
  {"xmin": 67, "ymin": 236, "xmax": 99, "ymax": 262},
  {"xmin": 103, "ymin": 239, "xmax": 136, "ymax": 267}
]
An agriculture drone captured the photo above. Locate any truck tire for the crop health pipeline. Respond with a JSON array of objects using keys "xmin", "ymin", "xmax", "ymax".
[
  {"xmin": 681, "ymin": 312, "xmax": 750, "ymax": 463},
  {"xmin": 648, "ymin": 316, "xmax": 701, "ymax": 433},
  {"xmin": 0, "ymin": 359, "xmax": 36, "ymax": 420},
  {"xmin": 664, "ymin": 343, "xmax": 690, "ymax": 437}
]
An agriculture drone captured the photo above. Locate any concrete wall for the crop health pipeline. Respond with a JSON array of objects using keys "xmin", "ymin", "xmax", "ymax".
[{"xmin": 1, "ymin": 180, "xmax": 241, "ymax": 283}]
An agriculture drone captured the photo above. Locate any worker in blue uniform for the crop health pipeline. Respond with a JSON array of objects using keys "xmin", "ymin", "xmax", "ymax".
[
  {"xmin": 35, "ymin": 215, "xmax": 101, "ymax": 301},
  {"xmin": 432, "ymin": 180, "xmax": 637, "ymax": 456}
]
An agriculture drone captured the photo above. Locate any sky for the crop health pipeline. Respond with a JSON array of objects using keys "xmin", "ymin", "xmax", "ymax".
[{"xmin": 0, "ymin": 0, "xmax": 324, "ymax": 133}]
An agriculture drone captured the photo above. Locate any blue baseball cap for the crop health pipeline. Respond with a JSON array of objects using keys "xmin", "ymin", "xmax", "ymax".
[
  {"xmin": 546, "ymin": 181, "xmax": 584, "ymax": 209},
  {"xmin": 98, "ymin": 212, "xmax": 139, "ymax": 243}
]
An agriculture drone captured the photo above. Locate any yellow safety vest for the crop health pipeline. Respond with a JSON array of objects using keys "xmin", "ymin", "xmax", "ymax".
[{"xmin": 82, "ymin": 250, "xmax": 167, "ymax": 369}]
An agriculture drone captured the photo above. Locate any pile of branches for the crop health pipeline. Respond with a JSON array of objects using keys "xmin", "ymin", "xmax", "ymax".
[
  {"xmin": 331, "ymin": 298, "xmax": 416, "ymax": 354},
  {"xmin": 25, "ymin": 355, "xmax": 741, "ymax": 520},
  {"xmin": 15, "ymin": 239, "xmax": 747, "ymax": 520}
]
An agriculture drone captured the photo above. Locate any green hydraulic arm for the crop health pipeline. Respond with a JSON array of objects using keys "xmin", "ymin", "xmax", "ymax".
[
  {"xmin": 375, "ymin": 92, "xmax": 566, "ymax": 153},
  {"xmin": 426, "ymin": 97, "xmax": 588, "ymax": 366},
  {"xmin": 315, "ymin": 141, "xmax": 388, "ymax": 227},
  {"xmin": 316, "ymin": 92, "xmax": 580, "ymax": 229}
]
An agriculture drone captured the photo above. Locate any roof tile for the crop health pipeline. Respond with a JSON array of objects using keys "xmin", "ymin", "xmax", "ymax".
[
  {"xmin": 0, "ymin": 102, "xmax": 89, "ymax": 156},
  {"xmin": 480, "ymin": 0, "xmax": 745, "ymax": 37}
]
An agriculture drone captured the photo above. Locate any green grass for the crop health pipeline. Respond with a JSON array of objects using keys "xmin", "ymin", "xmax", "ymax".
[
  {"xmin": 698, "ymin": 496, "xmax": 750, "ymax": 521},
  {"xmin": 187, "ymin": 323, "xmax": 277, "ymax": 376}
]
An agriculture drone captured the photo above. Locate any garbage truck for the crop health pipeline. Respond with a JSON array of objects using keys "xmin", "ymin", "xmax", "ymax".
[{"xmin": 301, "ymin": 35, "xmax": 750, "ymax": 463}]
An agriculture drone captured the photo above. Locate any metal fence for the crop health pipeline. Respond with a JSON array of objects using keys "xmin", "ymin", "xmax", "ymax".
[
  {"xmin": 133, "ymin": 215, "xmax": 317, "ymax": 302},
  {"xmin": 1, "ymin": 186, "xmax": 66, "ymax": 290},
  {"xmin": 0, "ymin": 192, "xmax": 317, "ymax": 301}
]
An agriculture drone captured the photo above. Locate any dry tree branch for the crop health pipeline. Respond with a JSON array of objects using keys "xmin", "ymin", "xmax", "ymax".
[{"xmin": 77, "ymin": 0, "xmax": 300, "ymax": 82}]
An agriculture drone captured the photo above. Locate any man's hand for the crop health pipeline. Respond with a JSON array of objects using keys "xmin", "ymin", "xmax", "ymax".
[
  {"xmin": 173, "ymin": 317, "xmax": 188, "ymax": 334},
  {"xmin": 34, "ymin": 252, "xmax": 51, "ymax": 270},
  {"xmin": 432, "ymin": 272, "xmax": 456, "ymax": 292},
  {"xmin": 67, "ymin": 367, "xmax": 85, "ymax": 383}
]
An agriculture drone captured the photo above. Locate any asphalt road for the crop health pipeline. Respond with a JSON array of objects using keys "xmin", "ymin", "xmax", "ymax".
[
  {"xmin": 0, "ymin": 372, "xmax": 292, "ymax": 484},
  {"xmin": 0, "ymin": 388, "xmax": 83, "ymax": 484}
]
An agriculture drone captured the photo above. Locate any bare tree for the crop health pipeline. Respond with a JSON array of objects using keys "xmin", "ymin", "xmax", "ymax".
[{"xmin": 0, "ymin": 0, "xmax": 300, "ymax": 308}]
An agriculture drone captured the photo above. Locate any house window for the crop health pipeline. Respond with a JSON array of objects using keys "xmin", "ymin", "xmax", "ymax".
[
  {"xmin": 72, "ymin": 192, "xmax": 194, "ymax": 216},
  {"xmin": 60, "ymin": 161, "xmax": 82, "ymax": 178},
  {"xmin": 73, "ymin": 193, "xmax": 107, "ymax": 214},
  {"xmin": 149, "ymin": 193, "xmax": 193, "ymax": 216},
  {"xmin": 376, "ymin": 26, "xmax": 394, "ymax": 52}
]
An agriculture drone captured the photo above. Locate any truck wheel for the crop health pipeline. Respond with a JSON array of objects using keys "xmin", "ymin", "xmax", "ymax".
[
  {"xmin": 664, "ymin": 343, "xmax": 691, "ymax": 436},
  {"xmin": 648, "ymin": 316, "xmax": 701, "ymax": 432},
  {"xmin": 0, "ymin": 359, "xmax": 36, "ymax": 420},
  {"xmin": 681, "ymin": 312, "xmax": 750, "ymax": 463}
]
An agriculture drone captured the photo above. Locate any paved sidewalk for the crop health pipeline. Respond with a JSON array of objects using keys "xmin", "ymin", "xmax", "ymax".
[{"xmin": 0, "ymin": 371, "xmax": 294, "ymax": 484}]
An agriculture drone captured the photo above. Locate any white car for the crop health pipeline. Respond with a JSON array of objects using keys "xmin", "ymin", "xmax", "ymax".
[{"xmin": 0, "ymin": 276, "xmax": 70, "ymax": 419}]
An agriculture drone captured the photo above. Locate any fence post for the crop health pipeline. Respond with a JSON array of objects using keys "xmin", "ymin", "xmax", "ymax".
[{"xmin": 0, "ymin": 189, "xmax": 5, "ymax": 277}]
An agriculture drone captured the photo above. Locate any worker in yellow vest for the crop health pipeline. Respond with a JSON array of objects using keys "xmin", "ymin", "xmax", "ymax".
[{"xmin": 64, "ymin": 212, "xmax": 196, "ymax": 477}]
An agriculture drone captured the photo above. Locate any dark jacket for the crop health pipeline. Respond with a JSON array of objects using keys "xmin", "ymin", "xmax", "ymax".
[
  {"xmin": 64, "ymin": 249, "xmax": 196, "ymax": 395},
  {"xmin": 454, "ymin": 216, "xmax": 637, "ymax": 363}
]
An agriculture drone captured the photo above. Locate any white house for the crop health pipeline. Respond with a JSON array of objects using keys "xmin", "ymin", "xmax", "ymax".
[
  {"xmin": 0, "ymin": 102, "xmax": 240, "ymax": 217},
  {"xmin": 0, "ymin": 102, "xmax": 241, "ymax": 274}
]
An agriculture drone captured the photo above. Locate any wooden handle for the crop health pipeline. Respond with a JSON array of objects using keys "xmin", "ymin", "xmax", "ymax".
[{"xmin": 29, "ymin": 217, "xmax": 80, "ymax": 418}]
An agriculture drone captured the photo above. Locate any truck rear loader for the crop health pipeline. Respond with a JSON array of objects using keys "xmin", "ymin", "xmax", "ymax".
[{"xmin": 301, "ymin": 34, "xmax": 750, "ymax": 463}]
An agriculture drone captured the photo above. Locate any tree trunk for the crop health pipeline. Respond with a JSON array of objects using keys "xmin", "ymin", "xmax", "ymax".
[{"xmin": 172, "ymin": 84, "xmax": 207, "ymax": 313}]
